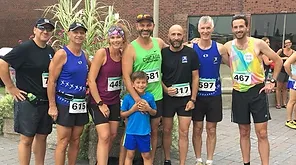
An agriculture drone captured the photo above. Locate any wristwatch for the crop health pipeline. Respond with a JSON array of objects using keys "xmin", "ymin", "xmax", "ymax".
[
  {"xmin": 189, "ymin": 98, "xmax": 196, "ymax": 103},
  {"xmin": 97, "ymin": 100, "xmax": 104, "ymax": 106},
  {"xmin": 269, "ymin": 78, "xmax": 276, "ymax": 83}
]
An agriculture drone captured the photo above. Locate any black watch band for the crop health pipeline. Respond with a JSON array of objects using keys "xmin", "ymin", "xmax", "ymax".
[
  {"xmin": 269, "ymin": 78, "xmax": 276, "ymax": 83},
  {"xmin": 97, "ymin": 100, "xmax": 104, "ymax": 106},
  {"xmin": 189, "ymin": 98, "xmax": 196, "ymax": 103}
]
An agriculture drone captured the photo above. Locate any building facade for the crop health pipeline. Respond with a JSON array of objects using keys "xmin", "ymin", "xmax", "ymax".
[{"xmin": 1, "ymin": 0, "xmax": 296, "ymax": 51}]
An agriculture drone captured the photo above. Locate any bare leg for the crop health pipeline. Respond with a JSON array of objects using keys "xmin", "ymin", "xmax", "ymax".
[
  {"xmin": 150, "ymin": 117, "xmax": 160, "ymax": 162},
  {"xmin": 192, "ymin": 121, "xmax": 203, "ymax": 160},
  {"xmin": 287, "ymin": 89, "xmax": 296, "ymax": 121},
  {"xmin": 238, "ymin": 124, "xmax": 251, "ymax": 163},
  {"xmin": 255, "ymin": 122, "xmax": 270, "ymax": 165},
  {"xmin": 282, "ymin": 82, "xmax": 288, "ymax": 106},
  {"xmin": 33, "ymin": 134, "xmax": 48, "ymax": 165},
  {"xmin": 55, "ymin": 125, "xmax": 72, "ymax": 165},
  {"xmin": 178, "ymin": 116, "xmax": 191, "ymax": 165},
  {"xmin": 18, "ymin": 135, "xmax": 34, "ymax": 165},
  {"xmin": 67, "ymin": 126, "xmax": 84, "ymax": 165},
  {"xmin": 108, "ymin": 121, "xmax": 119, "ymax": 151},
  {"xmin": 141, "ymin": 152, "xmax": 152, "ymax": 165},
  {"xmin": 276, "ymin": 82, "xmax": 283, "ymax": 107},
  {"xmin": 162, "ymin": 117, "xmax": 174, "ymax": 161},
  {"xmin": 206, "ymin": 122, "xmax": 217, "ymax": 161},
  {"xmin": 124, "ymin": 150, "xmax": 135, "ymax": 165},
  {"xmin": 96, "ymin": 123, "xmax": 110, "ymax": 165}
]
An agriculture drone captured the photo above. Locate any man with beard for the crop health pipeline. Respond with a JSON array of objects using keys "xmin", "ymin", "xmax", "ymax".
[
  {"xmin": 122, "ymin": 14, "xmax": 167, "ymax": 163},
  {"xmin": 188, "ymin": 16, "xmax": 229, "ymax": 165},
  {"xmin": 0, "ymin": 18, "xmax": 55, "ymax": 165},
  {"xmin": 224, "ymin": 15, "xmax": 282, "ymax": 165},
  {"xmin": 161, "ymin": 24, "xmax": 199, "ymax": 165}
]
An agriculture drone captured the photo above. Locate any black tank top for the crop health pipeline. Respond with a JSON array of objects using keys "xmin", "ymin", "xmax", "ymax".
[{"xmin": 280, "ymin": 49, "xmax": 293, "ymax": 72}]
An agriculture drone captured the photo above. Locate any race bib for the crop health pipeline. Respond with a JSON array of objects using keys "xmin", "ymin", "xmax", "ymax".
[
  {"xmin": 172, "ymin": 83, "xmax": 191, "ymax": 97},
  {"xmin": 42, "ymin": 73, "xmax": 49, "ymax": 88},
  {"xmin": 199, "ymin": 78, "xmax": 216, "ymax": 92},
  {"xmin": 233, "ymin": 72, "xmax": 251, "ymax": 85},
  {"xmin": 69, "ymin": 99, "xmax": 87, "ymax": 114},
  {"xmin": 108, "ymin": 77, "xmax": 121, "ymax": 91},
  {"xmin": 145, "ymin": 69, "xmax": 160, "ymax": 83}
]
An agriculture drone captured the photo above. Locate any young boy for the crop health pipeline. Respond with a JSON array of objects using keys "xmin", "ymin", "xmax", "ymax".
[{"xmin": 121, "ymin": 71, "xmax": 157, "ymax": 165}]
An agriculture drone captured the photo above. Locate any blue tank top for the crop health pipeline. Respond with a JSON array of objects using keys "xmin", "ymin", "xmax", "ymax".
[
  {"xmin": 193, "ymin": 41, "xmax": 222, "ymax": 96},
  {"xmin": 56, "ymin": 46, "xmax": 88, "ymax": 105}
]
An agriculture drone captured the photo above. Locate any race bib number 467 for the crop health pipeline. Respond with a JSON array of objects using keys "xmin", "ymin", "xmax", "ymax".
[
  {"xmin": 145, "ymin": 69, "xmax": 160, "ymax": 83},
  {"xmin": 69, "ymin": 99, "xmax": 87, "ymax": 114},
  {"xmin": 172, "ymin": 83, "xmax": 191, "ymax": 97},
  {"xmin": 233, "ymin": 72, "xmax": 251, "ymax": 85}
]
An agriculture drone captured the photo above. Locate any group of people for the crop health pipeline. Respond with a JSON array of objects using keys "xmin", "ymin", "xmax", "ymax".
[{"xmin": 0, "ymin": 13, "xmax": 288, "ymax": 165}]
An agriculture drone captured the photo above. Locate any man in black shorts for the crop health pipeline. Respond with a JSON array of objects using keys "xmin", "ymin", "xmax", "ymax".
[
  {"xmin": 224, "ymin": 15, "xmax": 282, "ymax": 165},
  {"xmin": 161, "ymin": 24, "xmax": 199, "ymax": 165},
  {"xmin": 0, "ymin": 18, "xmax": 55, "ymax": 165}
]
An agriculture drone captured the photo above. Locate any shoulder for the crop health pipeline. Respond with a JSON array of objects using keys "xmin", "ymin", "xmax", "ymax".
[
  {"xmin": 183, "ymin": 45, "xmax": 197, "ymax": 55},
  {"xmin": 53, "ymin": 49, "xmax": 67, "ymax": 60},
  {"xmin": 94, "ymin": 48, "xmax": 106, "ymax": 57},
  {"xmin": 155, "ymin": 37, "xmax": 168, "ymax": 48},
  {"xmin": 123, "ymin": 94, "xmax": 132, "ymax": 100},
  {"xmin": 123, "ymin": 43, "xmax": 136, "ymax": 55}
]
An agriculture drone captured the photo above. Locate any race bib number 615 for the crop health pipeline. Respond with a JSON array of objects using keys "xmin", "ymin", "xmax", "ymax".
[{"xmin": 69, "ymin": 99, "xmax": 87, "ymax": 114}]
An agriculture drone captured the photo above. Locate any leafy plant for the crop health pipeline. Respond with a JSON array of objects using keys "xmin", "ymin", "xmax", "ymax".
[
  {"xmin": 39, "ymin": 0, "xmax": 131, "ymax": 57},
  {"xmin": 0, "ymin": 94, "xmax": 14, "ymax": 134}
]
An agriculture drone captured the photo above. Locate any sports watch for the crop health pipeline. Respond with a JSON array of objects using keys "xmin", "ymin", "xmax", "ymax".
[
  {"xmin": 97, "ymin": 100, "xmax": 104, "ymax": 106},
  {"xmin": 269, "ymin": 78, "xmax": 276, "ymax": 83}
]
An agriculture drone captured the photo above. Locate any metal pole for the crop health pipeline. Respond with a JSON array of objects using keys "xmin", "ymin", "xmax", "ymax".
[
  {"xmin": 153, "ymin": 0, "xmax": 159, "ymax": 37},
  {"xmin": 282, "ymin": 12, "xmax": 287, "ymax": 48}
]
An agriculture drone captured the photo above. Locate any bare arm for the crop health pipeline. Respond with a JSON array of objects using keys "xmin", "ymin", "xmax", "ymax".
[
  {"xmin": 47, "ymin": 49, "xmax": 67, "ymax": 108},
  {"xmin": 122, "ymin": 44, "xmax": 141, "ymax": 102},
  {"xmin": 0, "ymin": 59, "xmax": 26, "ymax": 101},
  {"xmin": 284, "ymin": 52, "xmax": 296, "ymax": 78},
  {"xmin": 120, "ymin": 104, "xmax": 138, "ymax": 118},
  {"xmin": 191, "ymin": 70, "xmax": 199, "ymax": 101},
  {"xmin": 88, "ymin": 49, "xmax": 106, "ymax": 103},
  {"xmin": 217, "ymin": 43, "xmax": 229, "ymax": 67},
  {"xmin": 259, "ymin": 40, "xmax": 283, "ymax": 80},
  {"xmin": 84, "ymin": 51, "xmax": 91, "ymax": 67},
  {"xmin": 262, "ymin": 55, "xmax": 273, "ymax": 66},
  {"xmin": 156, "ymin": 38, "xmax": 169, "ymax": 48}
]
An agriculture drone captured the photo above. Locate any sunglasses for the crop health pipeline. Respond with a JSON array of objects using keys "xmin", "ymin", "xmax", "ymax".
[
  {"xmin": 137, "ymin": 14, "xmax": 152, "ymax": 20},
  {"xmin": 37, "ymin": 25, "xmax": 54, "ymax": 32},
  {"xmin": 108, "ymin": 26, "xmax": 125, "ymax": 38},
  {"xmin": 285, "ymin": 42, "xmax": 292, "ymax": 44}
]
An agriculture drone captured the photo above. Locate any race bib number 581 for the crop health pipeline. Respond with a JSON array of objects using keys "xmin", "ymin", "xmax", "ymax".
[
  {"xmin": 145, "ymin": 70, "xmax": 160, "ymax": 83},
  {"xmin": 233, "ymin": 72, "xmax": 251, "ymax": 85}
]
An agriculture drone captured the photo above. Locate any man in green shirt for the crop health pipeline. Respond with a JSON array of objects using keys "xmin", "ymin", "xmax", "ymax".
[{"xmin": 122, "ymin": 14, "xmax": 167, "ymax": 163}]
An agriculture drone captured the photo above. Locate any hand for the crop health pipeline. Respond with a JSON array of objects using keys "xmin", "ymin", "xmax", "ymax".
[
  {"xmin": 292, "ymin": 75, "xmax": 296, "ymax": 81},
  {"xmin": 7, "ymin": 86, "xmax": 27, "ymax": 101},
  {"xmin": 190, "ymin": 38, "xmax": 200, "ymax": 44},
  {"xmin": 167, "ymin": 87, "xmax": 177, "ymax": 96},
  {"xmin": 98, "ymin": 104, "xmax": 110, "ymax": 118},
  {"xmin": 185, "ymin": 100, "xmax": 195, "ymax": 111},
  {"xmin": 48, "ymin": 106, "xmax": 58, "ymax": 121},
  {"xmin": 137, "ymin": 100, "xmax": 151, "ymax": 113},
  {"xmin": 259, "ymin": 82, "xmax": 275, "ymax": 94}
]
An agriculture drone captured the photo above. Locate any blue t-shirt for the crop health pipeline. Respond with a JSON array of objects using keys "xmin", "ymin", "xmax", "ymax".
[
  {"xmin": 193, "ymin": 41, "xmax": 222, "ymax": 96},
  {"xmin": 121, "ymin": 92, "xmax": 157, "ymax": 135}
]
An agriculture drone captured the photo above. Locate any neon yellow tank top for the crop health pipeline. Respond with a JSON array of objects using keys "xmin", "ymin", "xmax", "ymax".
[
  {"xmin": 230, "ymin": 38, "xmax": 265, "ymax": 92},
  {"xmin": 132, "ymin": 38, "xmax": 163, "ymax": 101}
]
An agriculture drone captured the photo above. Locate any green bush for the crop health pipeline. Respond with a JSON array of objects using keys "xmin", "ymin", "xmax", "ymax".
[{"xmin": 0, "ymin": 94, "xmax": 14, "ymax": 134}]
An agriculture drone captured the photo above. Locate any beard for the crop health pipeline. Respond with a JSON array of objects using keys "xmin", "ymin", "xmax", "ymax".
[
  {"xmin": 138, "ymin": 29, "xmax": 153, "ymax": 37},
  {"xmin": 169, "ymin": 39, "xmax": 183, "ymax": 49}
]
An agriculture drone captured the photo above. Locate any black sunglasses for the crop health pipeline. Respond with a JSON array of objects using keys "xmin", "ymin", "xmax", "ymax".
[{"xmin": 37, "ymin": 25, "xmax": 54, "ymax": 32}]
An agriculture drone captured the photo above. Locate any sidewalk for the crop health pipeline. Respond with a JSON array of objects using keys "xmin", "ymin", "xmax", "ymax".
[{"xmin": 0, "ymin": 108, "xmax": 296, "ymax": 165}]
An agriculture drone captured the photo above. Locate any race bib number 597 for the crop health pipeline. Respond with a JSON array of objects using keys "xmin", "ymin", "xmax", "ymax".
[{"xmin": 233, "ymin": 72, "xmax": 251, "ymax": 85}]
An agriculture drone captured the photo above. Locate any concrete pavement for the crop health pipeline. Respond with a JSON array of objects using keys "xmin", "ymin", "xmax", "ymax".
[{"xmin": 0, "ymin": 108, "xmax": 296, "ymax": 165}]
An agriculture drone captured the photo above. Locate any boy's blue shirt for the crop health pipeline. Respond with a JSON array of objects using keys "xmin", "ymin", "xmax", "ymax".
[{"xmin": 121, "ymin": 92, "xmax": 157, "ymax": 135}]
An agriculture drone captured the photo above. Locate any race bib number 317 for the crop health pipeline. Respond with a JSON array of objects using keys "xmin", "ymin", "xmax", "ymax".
[
  {"xmin": 233, "ymin": 72, "xmax": 251, "ymax": 85},
  {"xmin": 172, "ymin": 83, "xmax": 191, "ymax": 97}
]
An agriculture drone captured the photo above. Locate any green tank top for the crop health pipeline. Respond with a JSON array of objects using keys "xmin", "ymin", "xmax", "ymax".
[{"xmin": 132, "ymin": 38, "xmax": 163, "ymax": 101}]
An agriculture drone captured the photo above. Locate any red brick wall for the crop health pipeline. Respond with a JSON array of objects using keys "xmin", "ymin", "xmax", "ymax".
[{"xmin": 1, "ymin": 0, "xmax": 296, "ymax": 47}]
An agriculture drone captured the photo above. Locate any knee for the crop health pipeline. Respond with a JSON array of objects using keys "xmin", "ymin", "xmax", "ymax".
[
  {"xmin": 110, "ymin": 132, "xmax": 117, "ymax": 141},
  {"xmin": 141, "ymin": 153, "xmax": 151, "ymax": 160},
  {"xmin": 206, "ymin": 126, "xmax": 216, "ymax": 138},
  {"xmin": 20, "ymin": 137, "xmax": 33, "ymax": 147},
  {"xmin": 163, "ymin": 126, "xmax": 172, "ymax": 136},
  {"xmin": 99, "ymin": 132, "xmax": 110, "ymax": 144},
  {"xmin": 240, "ymin": 129, "xmax": 250, "ymax": 139},
  {"xmin": 179, "ymin": 129, "xmax": 189, "ymax": 139},
  {"xmin": 193, "ymin": 126, "xmax": 203, "ymax": 136},
  {"xmin": 256, "ymin": 130, "xmax": 268, "ymax": 140},
  {"xmin": 126, "ymin": 151, "xmax": 135, "ymax": 159},
  {"xmin": 57, "ymin": 136, "xmax": 71, "ymax": 148},
  {"xmin": 70, "ymin": 135, "xmax": 81, "ymax": 146}
]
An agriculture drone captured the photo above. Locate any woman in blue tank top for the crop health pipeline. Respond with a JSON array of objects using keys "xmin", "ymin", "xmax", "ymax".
[
  {"xmin": 47, "ymin": 22, "xmax": 91, "ymax": 165},
  {"xmin": 88, "ymin": 24, "xmax": 129, "ymax": 165}
]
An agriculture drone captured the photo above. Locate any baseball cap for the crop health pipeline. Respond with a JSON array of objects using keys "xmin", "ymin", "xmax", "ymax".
[
  {"xmin": 35, "ymin": 18, "xmax": 54, "ymax": 28},
  {"xmin": 68, "ymin": 22, "xmax": 87, "ymax": 32},
  {"xmin": 136, "ymin": 14, "xmax": 154, "ymax": 23}
]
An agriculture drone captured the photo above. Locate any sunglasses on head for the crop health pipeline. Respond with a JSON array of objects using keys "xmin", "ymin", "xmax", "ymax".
[
  {"xmin": 137, "ymin": 14, "xmax": 152, "ymax": 19},
  {"xmin": 37, "ymin": 25, "xmax": 54, "ymax": 32},
  {"xmin": 108, "ymin": 26, "xmax": 125, "ymax": 38}
]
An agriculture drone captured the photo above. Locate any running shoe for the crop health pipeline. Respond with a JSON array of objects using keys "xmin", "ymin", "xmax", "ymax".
[
  {"xmin": 285, "ymin": 121, "xmax": 296, "ymax": 129},
  {"xmin": 195, "ymin": 161, "xmax": 204, "ymax": 165},
  {"xmin": 164, "ymin": 160, "xmax": 171, "ymax": 165}
]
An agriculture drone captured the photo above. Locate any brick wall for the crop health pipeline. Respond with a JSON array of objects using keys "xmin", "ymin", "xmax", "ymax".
[{"xmin": 1, "ymin": 0, "xmax": 296, "ymax": 47}]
